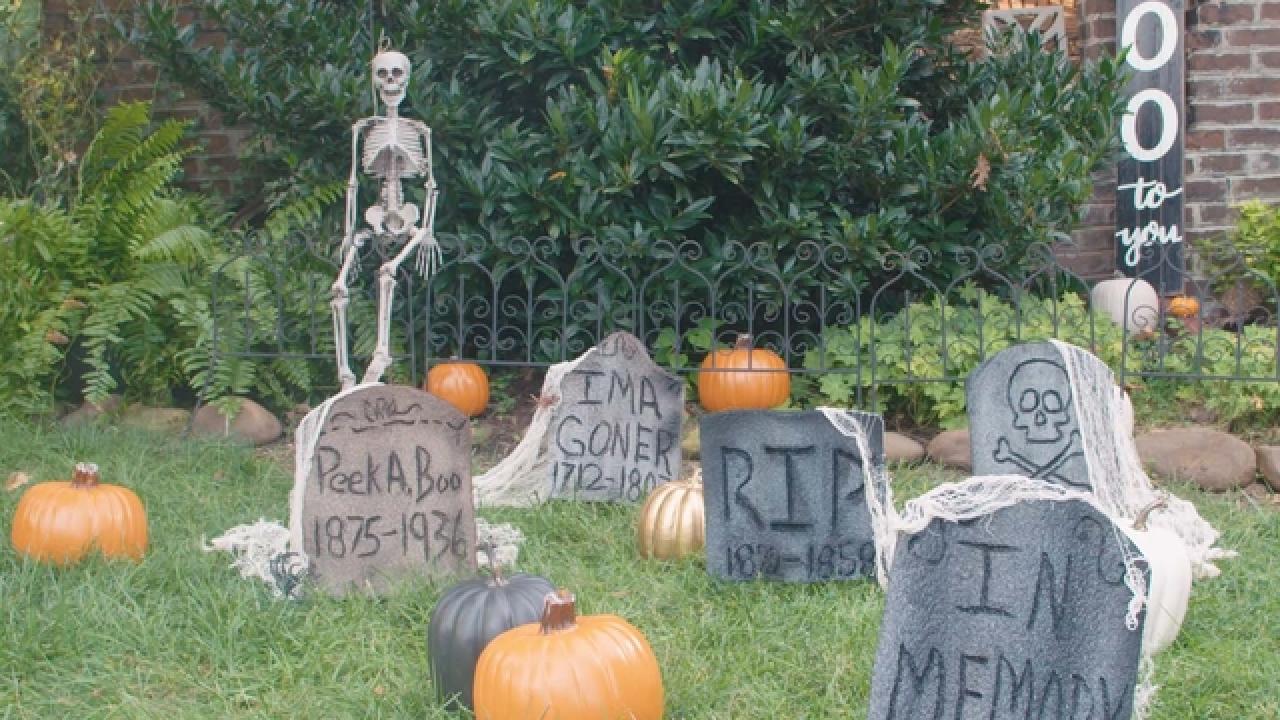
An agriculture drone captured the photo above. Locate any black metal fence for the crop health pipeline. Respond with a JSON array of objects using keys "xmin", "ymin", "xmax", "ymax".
[{"xmin": 208, "ymin": 232, "xmax": 1279, "ymax": 407}]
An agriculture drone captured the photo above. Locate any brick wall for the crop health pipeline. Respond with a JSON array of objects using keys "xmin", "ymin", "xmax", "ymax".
[
  {"xmin": 1070, "ymin": 0, "xmax": 1280, "ymax": 279},
  {"xmin": 41, "ymin": 0, "xmax": 250, "ymax": 196}
]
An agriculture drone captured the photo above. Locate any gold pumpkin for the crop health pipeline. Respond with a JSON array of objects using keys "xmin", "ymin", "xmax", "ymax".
[
  {"xmin": 10, "ymin": 462, "xmax": 148, "ymax": 566},
  {"xmin": 636, "ymin": 470, "xmax": 705, "ymax": 560}
]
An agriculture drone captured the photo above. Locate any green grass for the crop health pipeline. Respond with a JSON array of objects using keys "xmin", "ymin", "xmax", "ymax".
[{"xmin": 0, "ymin": 419, "xmax": 1277, "ymax": 718}]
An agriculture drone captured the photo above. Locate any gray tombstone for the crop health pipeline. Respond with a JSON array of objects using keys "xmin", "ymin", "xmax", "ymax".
[
  {"xmin": 968, "ymin": 342, "xmax": 1091, "ymax": 489},
  {"xmin": 299, "ymin": 385, "xmax": 476, "ymax": 596},
  {"xmin": 867, "ymin": 498, "xmax": 1146, "ymax": 720},
  {"xmin": 702, "ymin": 409, "xmax": 885, "ymax": 582},
  {"xmin": 547, "ymin": 331, "xmax": 684, "ymax": 502}
]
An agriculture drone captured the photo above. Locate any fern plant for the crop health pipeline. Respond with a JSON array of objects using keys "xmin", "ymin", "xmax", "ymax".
[{"xmin": 0, "ymin": 101, "xmax": 212, "ymax": 410}]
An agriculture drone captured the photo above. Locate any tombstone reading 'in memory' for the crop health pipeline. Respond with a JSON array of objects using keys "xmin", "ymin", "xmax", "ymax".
[
  {"xmin": 968, "ymin": 342, "xmax": 1090, "ymax": 490},
  {"xmin": 299, "ymin": 385, "xmax": 476, "ymax": 596},
  {"xmin": 547, "ymin": 331, "xmax": 684, "ymax": 502},
  {"xmin": 701, "ymin": 410, "xmax": 885, "ymax": 582},
  {"xmin": 868, "ymin": 497, "xmax": 1145, "ymax": 720}
]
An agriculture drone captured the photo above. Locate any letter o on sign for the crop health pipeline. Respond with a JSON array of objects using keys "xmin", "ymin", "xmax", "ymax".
[
  {"xmin": 1122, "ymin": 88, "xmax": 1178, "ymax": 163},
  {"xmin": 1121, "ymin": 1, "xmax": 1178, "ymax": 72}
]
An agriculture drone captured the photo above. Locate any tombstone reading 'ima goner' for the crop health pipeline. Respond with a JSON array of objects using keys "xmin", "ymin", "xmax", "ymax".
[
  {"xmin": 868, "ymin": 497, "xmax": 1145, "ymax": 720},
  {"xmin": 702, "ymin": 410, "xmax": 885, "ymax": 582},
  {"xmin": 547, "ymin": 331, "xmax": 684, "ymax": 502},
  {"xmin": 968, "ymin": 342, "xmax": 1091, "ymax": 489},
  {"xmin": 298, "ymin": 385, "xmax": 476, "ymax": 596}
]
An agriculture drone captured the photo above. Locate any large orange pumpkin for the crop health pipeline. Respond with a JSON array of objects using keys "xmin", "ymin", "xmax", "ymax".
[
  {"xmin": 697, "ymin": 333, "xmax": 790, "ymax": 411},
  {"xmin": 425, "ymin": 360, "xmax": 490, "ymax": 417},
  {"xmin": 10, "ymin": 463, "xmax": 148, "ymax": 565},
  {"xmin": 473, "ymin": 589, "xmax": 664, "ymax": 720}
]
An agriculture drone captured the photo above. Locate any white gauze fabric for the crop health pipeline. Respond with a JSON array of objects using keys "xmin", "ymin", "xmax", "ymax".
[
  {"xmin": 818, "ymin": 409, "xmax": 898, "ymax": 588},
  {"xmin": 472, "ymin": 352, "xmax": 589, "ymax": 507},
  {"xmin": 1049, "ymin": 339, "xmax": 1233, "ymax": 579}
]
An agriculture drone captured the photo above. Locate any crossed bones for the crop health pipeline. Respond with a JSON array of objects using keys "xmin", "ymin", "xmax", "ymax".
[{"xmin": 993, "ymin": 429, "xmax": 1085, "ymax": 487}]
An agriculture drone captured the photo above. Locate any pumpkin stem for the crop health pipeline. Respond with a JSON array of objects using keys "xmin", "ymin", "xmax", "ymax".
[
  {"xmin": 734, "ymin": 333, "xmax": 753, "ymax": 351},
  {"xmin": 479, "ymin": 542, "xmax": 506, "ymax": 586},
  {"xmin": 71, "ymin": 462, "xmax": 100, "ymax": 488},
  {"xmin": 1134, "ymin": 495, "xmax": 1168, "ymax": 531},
  {"xmin": 539, "ymin": 588, "xmax": 577, "ymax": 634}
]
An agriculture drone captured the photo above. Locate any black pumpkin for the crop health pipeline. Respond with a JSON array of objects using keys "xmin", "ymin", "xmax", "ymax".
[{"xmin": 427, "ymin": 550, "xmax": 554, "ymax": 710}]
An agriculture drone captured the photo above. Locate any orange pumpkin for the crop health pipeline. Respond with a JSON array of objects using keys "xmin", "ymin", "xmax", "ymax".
[
  {"xmin": 1168, "ymin": 295, "xmax": 1199, "ymax": 318},
  {"xmin": 425, "ymin": 360, "xmax": 490, "ymax": 417},
  {"xmin": 10, "ymin": 463, "xmax": 148, "ymax": 565},
  {"xmin": 697, "ymin": 333, "xmax": 790, "ymax": 411},
  {"xmin": 473, "ymin": 589, "xmax": 664, "ymax": 720}
]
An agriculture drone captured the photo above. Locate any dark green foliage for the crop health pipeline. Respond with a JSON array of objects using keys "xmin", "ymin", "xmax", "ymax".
[{"xmin": 125, "ymin": 1, "xmax": 1126, "ymax": 325}]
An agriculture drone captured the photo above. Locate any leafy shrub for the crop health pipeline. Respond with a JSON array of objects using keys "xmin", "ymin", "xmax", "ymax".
[
  {"xmin": 801, "ymin": 285, "xmax": 1279, "ymax": 431},
  {"xmin": 124, "ymin": 0, "xmax": 1127, "ymax": 361},
  {"xmin": 1220, "ymin": 201, "xmax": 1280, "ymax": 295}
]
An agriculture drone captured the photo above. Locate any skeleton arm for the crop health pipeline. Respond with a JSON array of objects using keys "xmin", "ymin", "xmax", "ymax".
[
  {"xmin": 408, "ymin": 119, "xmax": 441, "ymax": 275},
  {"xmin": 342, "ymin": 118, "xmax": 376, "ymax": 252}
]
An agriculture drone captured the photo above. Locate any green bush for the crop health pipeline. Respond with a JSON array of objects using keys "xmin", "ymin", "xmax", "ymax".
[
  {"xmin": 124, "ymin": 0, "xmax": 1126, "ymax": 357},
  {"xmin": 801, "ymin": 285, "xmax": 1279, "ymax": 431},
  {"xmin": 1223, "ymin": 201, "xmax": 1280, "ymax": 294}
]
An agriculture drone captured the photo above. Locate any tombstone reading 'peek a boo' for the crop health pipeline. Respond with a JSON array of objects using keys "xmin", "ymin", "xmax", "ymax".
[
  {"xmin": 868, "ymin": 498, "xmax": 1145, "ymax": 720},
  {"xmin": 701, "ymin": 410, "xmax": 885, "ymax": 582},
  {"xmin": 547, "ymin": 331, "xmax": 684, "ymax": 502},
  {"xmin": 968, "ymin": 342, "xmax": 1091, "ymax": 489},
  {"xmin": 299, "ymin": 385, "xmax": 476, "ymax": 596}
]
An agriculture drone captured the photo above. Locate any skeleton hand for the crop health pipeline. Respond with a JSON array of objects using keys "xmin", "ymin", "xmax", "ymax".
[{"xmin": 414, "ymin": 227, "xmax": 442, "ymax": 277}]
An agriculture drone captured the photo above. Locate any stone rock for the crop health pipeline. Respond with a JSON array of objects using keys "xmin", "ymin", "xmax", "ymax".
[
  {"xmin": 868, "ymin": 495, "xmax": 1145, "ymax": 720},
  {"xmin": 60, "ymin": 394, "xmax": 123, "ymax": 426},
  {"xmin": 546, "ymin": 331, "xmax": 684, "ymax": 502},
  {"xmin": 967, "ymin": 342, "xmax": 1089, "ymax": 489},
  {"xmin": 885, "ymin": 431, "xmax": 925, "ymax": 463},
  {"xmin": 701, "ymin": 409, "xmax": 885, "ymax": 583},
  {"xmin": 1135, "ymin": 427, "xmax": 1256, "ymax": 492},
  {"xmin": 1244, "ymin": 482, "xmax": 1272, "ymax": 503},
  {"xmin": 296, "ymin": 384, "xmax": 476, "ymax": 597},
  {"xmin": 926, "ymin": 429, "xmax": 971, "ymax": 471},
  {"xmin": 119, "ymin": 406, "xmax": 191, "ymax": 434},
  {"xmin": 190, "ymin": 398, "xmax": 283, "ymax": 445},
  {"xmin": 1256, "ymin": 445, "xmax": 1280, "ymax": 492}
]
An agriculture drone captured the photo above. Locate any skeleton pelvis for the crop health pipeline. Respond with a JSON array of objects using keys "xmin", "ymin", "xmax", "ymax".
[{"xmin": 365, "ymin": 202, "xmax": 420, "ymax": 236}]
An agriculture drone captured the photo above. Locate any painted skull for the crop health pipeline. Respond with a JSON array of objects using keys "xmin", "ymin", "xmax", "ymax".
[
  {"xmin": 371, "ymin": 50, "xmax": 410, "ymax": 108},
  {"xmin": 1007, "ymin": 359, "xmax": 1072, "ymax": 443}
]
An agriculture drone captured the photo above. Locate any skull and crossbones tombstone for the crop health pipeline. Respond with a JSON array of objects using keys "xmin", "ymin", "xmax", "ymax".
[
  {"xmin": 331, "ymin": 49, "xmax": 441, "ymax": 390},
  {"xmin": 968, "ymin": 346, "xmax": 1090, "ymax": 490}
]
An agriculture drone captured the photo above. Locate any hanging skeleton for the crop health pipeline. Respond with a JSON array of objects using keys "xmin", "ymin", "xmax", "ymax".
[{"xmin": 331, "ymin": 49, "xmax": 441, "ymax": 389}]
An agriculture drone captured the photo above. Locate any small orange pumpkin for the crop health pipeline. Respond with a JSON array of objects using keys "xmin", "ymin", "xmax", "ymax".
[
  {"xmin": 10, "ymin": 463, "xmax": 148, "ymax": 566},
  {"xmin": 473, "ymin": 589, "xmax": 664, "ymax": 720},
  {"xmin": 425, "ymin": 359, "xmax": 490, "ymax": 417},
  {"xmin": 1167, "ymin": 295, "xmax": 1199, "ymax": 318},
  {"xmin": 697, "ymin": 333, "xmax": 790, "ymax": 411},
  {"xmin": 636, "ymin": 471, "xmax": 705, "ymax": 560}
]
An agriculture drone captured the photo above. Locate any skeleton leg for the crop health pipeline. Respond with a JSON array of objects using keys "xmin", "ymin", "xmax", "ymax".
[
  {"xmin": 331, "ymin": 231, "xmax": 369, "ymax": 391},
  {"xmin": 362, "ymin": 234, "xmax": 423, "ymax": 385}
]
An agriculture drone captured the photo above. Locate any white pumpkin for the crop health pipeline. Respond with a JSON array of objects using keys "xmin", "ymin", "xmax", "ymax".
[
  {"xmin": 1091, "ymin": 276, "xmax": 1159, "ymax": 335},
  {"xmin": 1122, "ymin": 499, "xmax": 1193, "ymax": 656}
]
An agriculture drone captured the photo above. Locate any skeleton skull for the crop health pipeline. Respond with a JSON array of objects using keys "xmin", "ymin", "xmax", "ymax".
[
  {"xmin": 1007, "ymin": 359, "xmax": 1072, "ymax": 443},
  {"xmin": 372, "ymin": 50, "xmax": 410, "ymax": 109}
]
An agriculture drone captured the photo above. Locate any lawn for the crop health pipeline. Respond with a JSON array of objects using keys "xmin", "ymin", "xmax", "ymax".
[{"xmin": 1, "ymin": 418, "xmax": 1277, "ymax": 719}]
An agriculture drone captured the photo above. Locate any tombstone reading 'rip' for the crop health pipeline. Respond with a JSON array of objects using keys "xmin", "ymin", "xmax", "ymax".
[
  {"xmin": 299, "ymin": 385, "xmax": 476, "ymax": 596},
  {"xmin": 868, "ymin": 497, "xmax": 1146, "ymax": 720},
  {"xmin": 968, "ymin": 342, "xmax": 1091, "ymax": 490},
  {"xmin": 701, "ymin": 410, "xmax": 885, "ymax": 582},
  {"xmin": 547, "ymin": 331, "xmax": 684, "ymax": 502}
]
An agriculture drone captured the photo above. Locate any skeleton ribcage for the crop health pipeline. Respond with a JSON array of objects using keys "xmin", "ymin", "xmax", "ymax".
[{"xmin": 361, "ymin": 118, "xmax": 426, "ymax": 179}]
